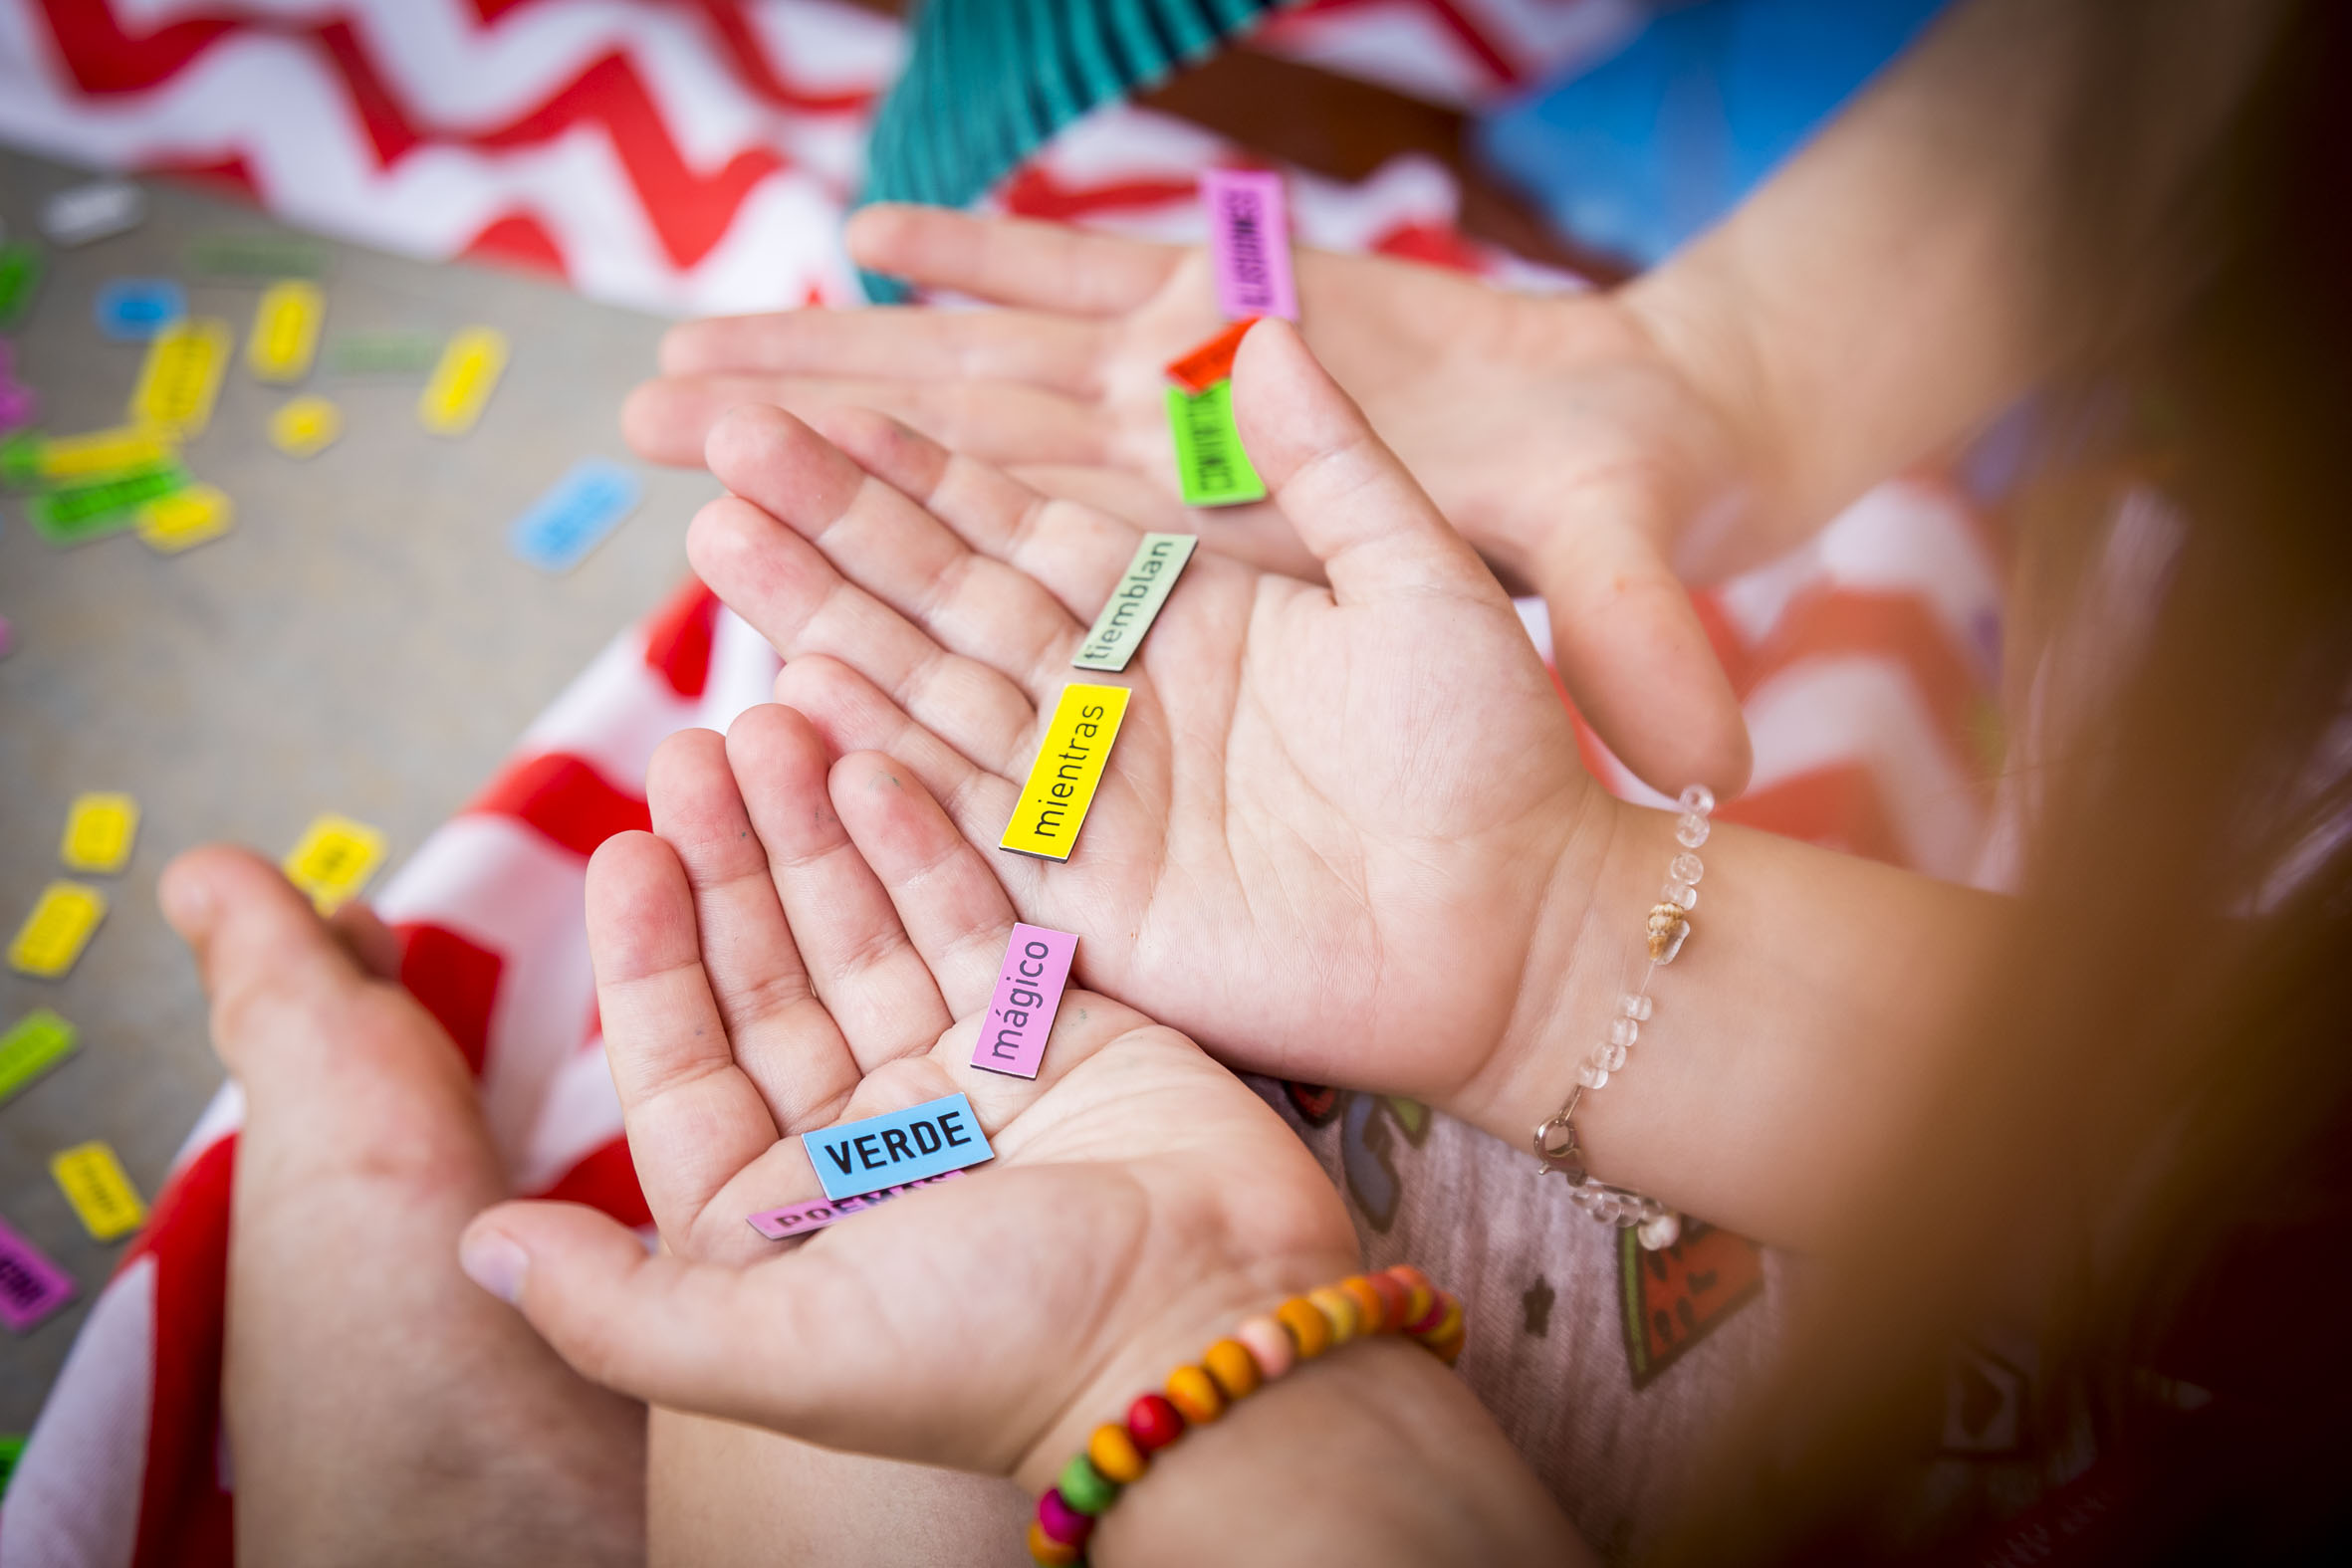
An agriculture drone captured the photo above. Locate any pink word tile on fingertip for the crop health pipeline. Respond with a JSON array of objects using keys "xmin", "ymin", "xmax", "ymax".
[{"xmin": 1201, "ymin": 168, "xmax": 1297, "ymax": 323}]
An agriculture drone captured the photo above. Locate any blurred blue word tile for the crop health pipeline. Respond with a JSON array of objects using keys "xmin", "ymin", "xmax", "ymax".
[
  {"xmin": 94, "ymin": 279, "xmax": 187, "ymax": 341},
  {"xmin": 507, "ymin": 460, "xmax": 641, "ymax": 574}
]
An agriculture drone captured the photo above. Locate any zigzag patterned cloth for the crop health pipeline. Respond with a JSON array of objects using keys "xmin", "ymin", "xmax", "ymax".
[{"xmin": 0, "ymin": 3, "xmax": 2003, "ymax": 1563}]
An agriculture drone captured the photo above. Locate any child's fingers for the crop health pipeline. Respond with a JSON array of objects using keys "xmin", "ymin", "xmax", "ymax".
[
  {"xmin": 1534, "ymin": 490, "xmax": 1754, "ymax": 798},
  {"xmin": 699, "ymin": 405, "xmax": 1111, "ymax": 701},
  {"xmin": 774, "ymin": 659, "xmax": 1029, "ymax": 873},
  {"xmin": 325, "ymin": 899, "xmax": 404, "ymax": 983},
  {"xmin": 845, "ymin": 204, "xmax": 1182, "ymax": 316},
  {"xmin": 827, "ymin": 750, "xmax": 1026, "ymax": 1017},
  {"xmin": 797, "ymin": 405, "xmax": 1148, "ymax": 629},
  {"xmin": 160, "ymin": 844, "xmax": 378, "ymax": 1082},
  {"xmin": 689, "ymin": 491, "xmax": 1040, "ymax": 780},
  {"xmin": 725, "ymin": 705, "xmax": 958, "ymax": 1075},
  {"xmin": 623, "ymin": 373, "xmax": 1112, "ymax": 472},
  {"xmin": 643, "ymin": 730, "xmax": 862, "ymax": 1131},
  {"xmin": 585, "ymin": 831, "xmax": 813, "ymax": 1242},
  {"xmin": 657, "ymin": 305, "xmax": 1109, "ymax": 393},
  {"xmin": 460, "ymin": 1202, "xmax": 790, "ymax": 1422},
  {"xmin": 1231, "ymin": 320, "xmax": 1511, "ymax": 610}
]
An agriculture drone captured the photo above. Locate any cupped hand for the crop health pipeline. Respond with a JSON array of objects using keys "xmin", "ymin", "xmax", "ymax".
[
  {"xmin": 461, "ymin": 703, "xmax": 1359, "ymax": 1480},
  {"xmin": 624, "ymin": 205, "xmax": 1751, "ymax": 795},
  {"xmin": 674, "ymin": 320, "xmax": 1621, "ymax": 1150}
]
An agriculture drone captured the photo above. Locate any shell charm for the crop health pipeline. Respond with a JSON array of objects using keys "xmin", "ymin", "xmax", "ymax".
[{"xmin": 1645, "ymin": 902, "xmax": 1689, "ymax": 963}]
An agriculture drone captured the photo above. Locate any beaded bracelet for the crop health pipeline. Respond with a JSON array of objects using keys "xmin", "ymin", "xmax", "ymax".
[
  {"xmin": 1530, "ymin": 784, "xmax": 1717, "ymax": 1251},
  {"xmin": 1025, "ymin": 1264, "xmax": 1465, "ymax": 1565}
]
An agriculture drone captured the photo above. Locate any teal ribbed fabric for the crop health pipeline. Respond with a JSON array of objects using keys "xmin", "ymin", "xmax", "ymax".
[{"xmin": 857, "ymin": 0, "xmax": 1287, "ymax": 301}]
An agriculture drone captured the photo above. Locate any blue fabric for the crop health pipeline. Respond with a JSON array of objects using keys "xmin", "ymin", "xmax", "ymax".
[{"xmin": 1475, "ymin": 0, "xmax": 1951, "ymax": 268}]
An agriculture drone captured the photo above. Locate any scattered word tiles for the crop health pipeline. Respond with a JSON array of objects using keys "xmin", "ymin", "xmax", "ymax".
[
  {"xmin": 807, "ymin": 1091, "xmax": 994, "ymax": 1202},
  {"xmin": 1000, "ymin": 684, "xmax": 1131, "ymax": 861}
]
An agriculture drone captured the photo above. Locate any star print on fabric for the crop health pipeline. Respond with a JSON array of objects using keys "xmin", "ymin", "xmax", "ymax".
[{"xmin": 1523, "ymin": 1275, "xmax": 1555, "ymax": 1336}]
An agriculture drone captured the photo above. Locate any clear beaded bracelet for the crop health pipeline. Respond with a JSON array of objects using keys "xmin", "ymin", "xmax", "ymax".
[{"xmin": 1530, "ymin": 784, "xmax": 1716, "ymax": 1251}]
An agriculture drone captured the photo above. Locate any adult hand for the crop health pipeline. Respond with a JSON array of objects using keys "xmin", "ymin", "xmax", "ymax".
[
  {"xmin": 673, "ymin": 321, "xmax": 1626, "ymax": 1154},
  {"xmin": 624, "ymin": 206, "xmax": 1752, "ymax": 797}
]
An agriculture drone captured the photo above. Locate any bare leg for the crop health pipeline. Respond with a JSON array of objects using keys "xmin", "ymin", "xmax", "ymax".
[{"xmin": 162, "ymin": 846, "xmax": 647, "ymax": 1567}]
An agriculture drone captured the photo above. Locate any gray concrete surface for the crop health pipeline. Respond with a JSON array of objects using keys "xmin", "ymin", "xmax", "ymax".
[{"xmin": 1, "ymin": 146, "xmax": 721, "ymax": 1432}]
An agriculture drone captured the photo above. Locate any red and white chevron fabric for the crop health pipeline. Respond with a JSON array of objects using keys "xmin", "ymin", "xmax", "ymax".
[
  {"xmin": 0, "ymin": 4, "xmax": 2002, "ymax": 1564},
  {"xmin": 0, "ymin": 0, "xmax": 1625, "ymax": 316}
]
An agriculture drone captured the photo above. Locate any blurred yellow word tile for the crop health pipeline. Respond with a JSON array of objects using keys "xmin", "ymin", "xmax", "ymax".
[
  {"xmin": 50, "ymin": 1141, "xmax": 146, "ymax": 1241},
  {"xmin": 0, "ymin": 1008, "xmax": 78, "ymax": 1107},
  {"xmin": 269, "ymin": 394, "xmax": 341, "ymax": 458},
  {"xmin": 8, "ymin": 882, "xmax": 107, "ymax": 979},
  {"xmin": 246, "ymin": 280, "xmax": 324, "ymax": 382},
  {"xmin": 283, "ymin": 814, "xmax": 386, "ymax": 913},
  {"xmin": 137, "ymin": 483, "xmax": 235, "ymax": 555},
  {"xmin": 3, "ymin": 424, "xmax": 175, "ymax": 488},
  {"xmin": 60, "ymin": 792, "xmax": 139, "ymax": 873},
  {"xmin": 419, "ymin": 326, "xmax": 507, "ymax": 437},
  {"xmin": 129, "ymin": 317, "xmax": 233, "ymax": 439}
]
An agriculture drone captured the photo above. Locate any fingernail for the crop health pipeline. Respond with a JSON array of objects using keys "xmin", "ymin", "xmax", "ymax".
[
  {"xmin": 157, "ymin": 863, "xmax": 216, "ymax": 938},
  {"xmin": 459, "ymin": 1231, "xmax": 530, "ymax": 1305}
]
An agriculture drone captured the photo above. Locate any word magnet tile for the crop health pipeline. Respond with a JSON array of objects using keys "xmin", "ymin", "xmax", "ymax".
[
  {"xmin": 8, "ymin": 883, "xmax": 107, "ymax": 980},
  {"xmin": 1165, "ymin": 318, "xmax": 1258, "ymax": 395},
  {"xmin": 1000, "ymin": 683, "xmax": 1131, "ymax": 862},
  {"xmin": 247, "ymin": 280, "xmax": 325, "ymax": 382},
  {"xmin": 0, "ymin": 1008, "xmax": 79, "ymax": 1108},
  {"xmin": 808, "ymin": 1092, "xmax": 994, "ymax": 1202},
  {"xmin": 187, "ymin": 231, "xmax": 330, "ymax": 280},
  {"xmin": 0, "ymin": 241, "xmax": 43, "ymax": 329},
  {"xmin": 270, "ymin": 395, "xmax": 342, "ymax": 458},
  {"xmin": 0, "ymin": 374, "xmax": 31, "ymax": 436},
  {"xmin": 1074, "ymin": 533, "xmax": 1196, "ymax": 673},
  {"xmin": 509, "ymin": 460, "xmax": 642, "ymax": 573},
  {"xmin": 1166, "ymin": 382, "xmax": 1266, "ymax": 508},
  {"xmin": 1200, "ymin": 168, "xmax": 1297, "ymax": 323},
  {"xmin": 325, "ymin": 332, "xmax": 442, "ymax": 375},
  {"xmin": 60, "ymin": 792, "xmax": 139, "ymax": 874},
  {"xmin": 94, "ymin": 279, "xmax": 185, "ymax": 341},
  {"xmin": 283, "ymin": 814, "xmax": 386, "ymax": 914},
  {"xmin": 51, "ymin": 1142, "xmax": 146, "ymax": 1242},
  {"xmin": 41, "ymin": 179, "xmax": 145, "ymax": 248},
  {"xmin": 419, "ymin": 327, "xmax": 508, "ymax": 436},
  {"xmin": 0, "ymin": 1216, "xmax": 76, "ymax": 1334},
  {"xmin": 972, "ymin": 924, "xmax": 1077, "ymax": 1080},
  {"xmin": 26, "ymin": 462, "xmax": 190, "ymax": 549},
  {"xmin": 128, "ymin": 318, "xmax": 233, "ymax": 440},
  {"xmin": 747, "ymin": 1170, "xmax": 964, "ymax": 1241},
  {"xmin": 137, "ymin": 484, "xmax": 235, "ymax": 555},
  {"xmin": 8, "ymin": 424, "xmax": 175, "ymax": 488}
]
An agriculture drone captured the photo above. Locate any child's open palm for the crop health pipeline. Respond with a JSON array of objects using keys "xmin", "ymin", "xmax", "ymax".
[
  {"xmin": 677, "ymin": 323, "xmax": 1616, "ymax": 1147},
  {"xmin": 460, "ymin": 702, "xmax": 1360, "ymax": 1479}
]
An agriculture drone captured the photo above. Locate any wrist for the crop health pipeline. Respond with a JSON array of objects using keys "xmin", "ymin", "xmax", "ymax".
[
  {"xmin": 1025, "ymin": 1276, "xmax": 1579, "ymax": 1568},
  {"xmin": 1012, "ymin": 1263, "xmax": 1348, "ymax": 1497},
  {"xmin": 1095, "ymin": 1334, "xmax": 1576, "ymax": 1567},
  {"xmin": 1456, "ymin": 792, "xmax": 1694, "ymax": 1183}
]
